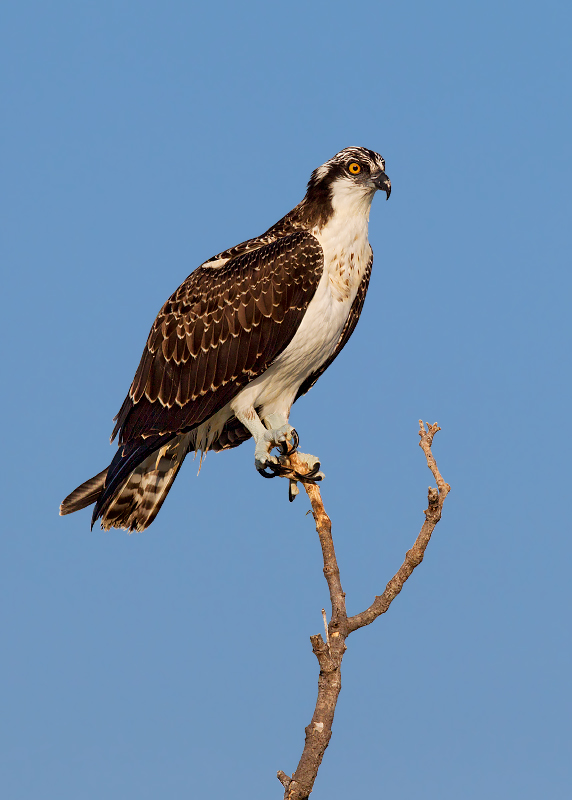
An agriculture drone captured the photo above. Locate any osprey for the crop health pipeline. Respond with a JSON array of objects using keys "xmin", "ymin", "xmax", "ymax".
[{"xmin": 60, "ymin": 146, "xmax": 391, "ymax": 531}]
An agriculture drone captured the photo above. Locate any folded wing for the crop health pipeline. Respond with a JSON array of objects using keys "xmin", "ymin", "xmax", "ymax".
[{"xmin": 113, "ymin": 230, "xmax": 324, "ymax": 443}]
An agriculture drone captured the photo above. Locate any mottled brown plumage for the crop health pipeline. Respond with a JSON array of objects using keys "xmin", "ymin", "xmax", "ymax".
[
  {"xmin": 113, "ymin": 231, "xmax": 323, "ymax": 444},
  {"xmin": 60, "ymin": 146, "xmax": 390, "ymax": 531}
]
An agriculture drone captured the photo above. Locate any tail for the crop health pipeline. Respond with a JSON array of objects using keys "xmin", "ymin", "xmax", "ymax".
[
  {"xmin": 60, "ymin": 434, "xmax": 190, "ymax": 532},
  {"xmin": 60, "ymin": 469, "xmax": 108, "ymax": 515}
]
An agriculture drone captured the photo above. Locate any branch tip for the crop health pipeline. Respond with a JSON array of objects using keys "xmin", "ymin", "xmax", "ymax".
[{"xmin": 277, "ymin": 770, "xmax": 291, "ymax": 789}]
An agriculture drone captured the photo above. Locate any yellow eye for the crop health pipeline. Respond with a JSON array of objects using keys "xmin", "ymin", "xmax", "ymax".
[{"xmin": 348, "ymin": 162, "xmax": 361, "ymax": 174}]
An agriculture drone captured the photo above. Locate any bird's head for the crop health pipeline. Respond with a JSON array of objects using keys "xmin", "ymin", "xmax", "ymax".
[{"xmin": 302, "ymin": 147, "xmax": 390, "ymax": 228}]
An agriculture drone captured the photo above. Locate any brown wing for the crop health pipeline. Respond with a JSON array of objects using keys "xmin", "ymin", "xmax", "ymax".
[
  {"xmin": 113, "ymin": 231, "xmax": 324, "ymax": 443},
  {"xmin": 294, "ymin": 248, "xmax": 373, "ymax": 401},
  {"xmin": 198, "ymin": 197, "xmax": 309, "ymax": 266}
]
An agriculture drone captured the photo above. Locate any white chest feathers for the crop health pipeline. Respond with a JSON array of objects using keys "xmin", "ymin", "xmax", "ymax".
[
  {"xmin": 224, "ymin": 183, "xmax": 376, "ymax": 422},
  {"xmin": 313, "ymin": 191, "xmax": 372, "ymax": 304}
]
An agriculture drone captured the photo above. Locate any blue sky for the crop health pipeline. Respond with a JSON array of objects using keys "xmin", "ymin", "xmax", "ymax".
[{"xmin": 2, "ymin": 1, "xmax": 571, "ymax": 798}]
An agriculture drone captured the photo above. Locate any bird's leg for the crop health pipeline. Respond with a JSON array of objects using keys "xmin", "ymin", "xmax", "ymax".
[
  {"xmin": 232, "ymin": 408, "xmax": 324, "ymax": 490},
  {"xmin": 232, "ymin": 408, "xmax": 289, "ymax": 475},
  {"xmin": 260, "ymin": 413, "xmax": 324, "ymax": 495},
  {"xmin": 261, "ymin": 412, "xmax": 299, "ymax": 456}
]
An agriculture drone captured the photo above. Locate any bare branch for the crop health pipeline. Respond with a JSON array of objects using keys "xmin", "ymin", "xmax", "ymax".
[
  {"xmin": 276, "ymin": 423, "xmax": 450, "ymax": 799},
  {"xmin": 347, "ymin": 421, "xmax": 450, "ymax": 632},
  {"xmin": 293, "ymin": 468, "xmax": 348, "ymax": 632}
]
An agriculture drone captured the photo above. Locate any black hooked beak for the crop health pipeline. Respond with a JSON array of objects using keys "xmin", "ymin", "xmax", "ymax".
[{"xmin": 371, "ymin": 170, "xmax": 391, "ymax": 200}]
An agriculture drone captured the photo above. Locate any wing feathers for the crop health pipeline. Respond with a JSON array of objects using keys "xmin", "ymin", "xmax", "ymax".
[
  {"xmin": 116, "ymin": 231, "xmax": 323, "ymax": 442},
  {"xmin": 255, "ymin": 282, "xmax": 273, "ymax": 316},
  {"xmin": 198, "ymin": 345, "xmax": 217, "ymax": 397}
]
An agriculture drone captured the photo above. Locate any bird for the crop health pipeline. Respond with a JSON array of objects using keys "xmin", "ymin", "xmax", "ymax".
[{"xmin": 60, "ymin": 146, "xmax": 391, "ymax": 531}]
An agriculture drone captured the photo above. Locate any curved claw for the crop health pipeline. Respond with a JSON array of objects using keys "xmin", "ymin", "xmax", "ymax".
[
  {"xmin": 290, "ymin": 428, "xmax": 299, "ymax": 450},
  {"xmin": 293, "ymin": 467, "xmax": 324, "ymax": 484},
  {"xmin": 277, "ymin": 428, "xmax": 300, "ymax": 457},
  {"xmin": 257, "ymin": 465, "xmax": 280, "ymax": 479},
  {"xmin": 283, "ymin": 461, "xmax": 324, "ymax": 485},
  {"xmin": 257, "ymin": 457, "xmax": 323, "ymax": 484},
  {"xmin": 257, "ymin": 459, "xmax": 294, "ymax": 480},
  {"xmin": 304, "ymin": 460, "xmax": 321, "ymax": 477}
]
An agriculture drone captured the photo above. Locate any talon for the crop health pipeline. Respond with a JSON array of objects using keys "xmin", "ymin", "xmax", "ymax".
[
  {"xmin": 254, "ymin": 433, "xmax": 323, "ymax": 487},
  {"xmin": 276, "ymin": 426, "xmax": 299, "ymax": 457},
  {"xmin": 288, "ymin": 452, "xmax": 324, "ymax": 483},
  {"xmin": 291, "ymin": 428, "xmax": 299, "ymax": 450},
  {"xmin": 259, "ymin": 468, "xmax": 277, "ymax": 479},
  {"xmin": 305, "ymin": 460, "xmax": 322, "ymax": 478},
  {"xmin": 282, "ymin": 428, "xmax": 299, "ymax": 456},
  {"xmin": 256, "ymin": 455, "xmax": 296, "ymax": 481},
  {"xmin": 257, "ymin": 465, "xmax": 279, "ymax": 479},
  {"xmin": 293, "ymin": 468, "xmax": 324, "ymax": 484},
  {"xmin": 255, "ymin": 453, "xmax": 281, "ymax": 478},
  {"xmin": 280, "ymin": 441, "xmax": 297, "ymax": 457}
]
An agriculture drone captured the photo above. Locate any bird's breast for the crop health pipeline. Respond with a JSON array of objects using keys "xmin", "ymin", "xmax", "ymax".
[
  {"xmin": 313, "ymin": 216, "xmax": 371, "ymax": 304},
  {"xmin": 226, "ymin": 221, "xmax": 372, "ymax": 416}
]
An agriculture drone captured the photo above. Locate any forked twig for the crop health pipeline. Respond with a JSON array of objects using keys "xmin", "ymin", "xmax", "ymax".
[{"xmin": 276, "ymin": 422, "xmax": 450, "ymax": 799}]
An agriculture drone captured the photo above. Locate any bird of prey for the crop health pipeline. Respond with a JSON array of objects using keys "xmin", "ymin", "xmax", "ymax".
[{"xmin": 60, "ymin": 146, "xmax": 391, "ymax": 531}]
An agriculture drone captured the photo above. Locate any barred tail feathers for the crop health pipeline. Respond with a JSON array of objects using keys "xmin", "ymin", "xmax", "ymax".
[
  {"xmin": 60, "ymin": 414, "xmax": 252, "ymax": 531},
  {"xmin": 95, "ymin": 435, "xmax": 190, "ymax": 532}
]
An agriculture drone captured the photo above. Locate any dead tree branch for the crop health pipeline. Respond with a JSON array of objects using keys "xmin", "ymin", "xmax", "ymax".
[{"xmin": 276, "ymin": 422, "xmax": 450, "ymax": 799}]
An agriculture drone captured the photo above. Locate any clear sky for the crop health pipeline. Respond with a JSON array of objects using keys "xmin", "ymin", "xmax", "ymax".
[{"xmin": 2, "ymin": 1, "xmax": 571, "ymax": 798}]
